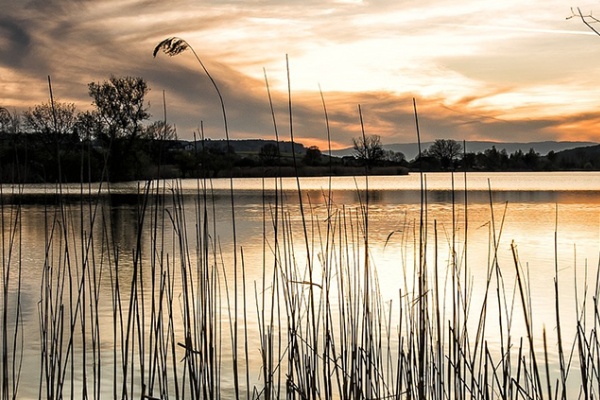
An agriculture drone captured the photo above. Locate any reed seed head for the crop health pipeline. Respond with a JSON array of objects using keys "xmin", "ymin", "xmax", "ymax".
[{"xmin": 153, "ymin": 37, "xmax": 189, "ymax": 58}]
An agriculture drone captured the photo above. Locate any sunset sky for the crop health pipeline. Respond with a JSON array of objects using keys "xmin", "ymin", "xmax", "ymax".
[{"xmin": 1, "ymin": 0, "xmax": 600, "ymax": 149}]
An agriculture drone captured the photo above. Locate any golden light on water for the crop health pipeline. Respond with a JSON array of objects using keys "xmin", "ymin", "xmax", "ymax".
[{"xmin": 6, "ymin": 173, "xmax": 600, "ymax": 398}]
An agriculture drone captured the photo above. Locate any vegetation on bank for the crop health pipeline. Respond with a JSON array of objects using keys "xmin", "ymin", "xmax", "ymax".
[
  {"xmin": 0, "ymin": 75, "xmax": 411, "ymax": 183},
  {"xmin": 0, "ymin": 131, "xmax": 410, "ymax": 183},
  {"xmin": 412, "ymin": 138, "xmax": 600, "ymax": 172}
]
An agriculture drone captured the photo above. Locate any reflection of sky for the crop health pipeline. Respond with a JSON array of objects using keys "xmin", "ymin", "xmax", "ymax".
[
  {"xmin": 2, "ymin": 1, "xmax": 600, "ymax": 146},
  {"xmin": 7, "ymin": 171, "xmax": 600, "ymax": 197},
  {"xmin": 177, "ymin": 171, "xmax": 600, "ymax": 192}
]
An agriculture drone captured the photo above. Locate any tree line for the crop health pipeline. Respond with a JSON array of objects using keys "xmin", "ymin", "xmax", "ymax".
[
  {"xmin": 411, "ymin": 139, "xmax": 595, "ymax": 171},
  {"xmin": 0, "ymin": 75, "xmax": 409, "ymax": 183},
  {"xmin": 354, "ymin": 136, "xmax": 600, "ymax": 172},
  {"xmin": 0, "ymin": 76, "xmax": 180, "ymax": 182}
]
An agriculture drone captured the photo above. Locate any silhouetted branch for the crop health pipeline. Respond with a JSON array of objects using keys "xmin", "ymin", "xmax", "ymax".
[{"xmin": 568, "ymin": 7, "xmax": 600, "ymax": 36}]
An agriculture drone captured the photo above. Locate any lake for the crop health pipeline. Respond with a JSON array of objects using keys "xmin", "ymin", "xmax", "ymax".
[{"xmin": 2, "ymin": 171, "xmax": 600, "ymax": 399}]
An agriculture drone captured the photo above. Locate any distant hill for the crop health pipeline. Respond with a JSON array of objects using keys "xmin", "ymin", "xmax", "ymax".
[
  {"xmin": 331, "ymin": 141, "xmax": 598, "ymax": 161},
  {"xmin": 182, "ymin": 138, "xmax": 306, "ymax": 154},
  {"xmin": 181, "ymin": 138, "xmax": 599, "ymax": 163},
  {"xmin": 553, "ymin": 144, "xmax": 600, "ymax": 169}
]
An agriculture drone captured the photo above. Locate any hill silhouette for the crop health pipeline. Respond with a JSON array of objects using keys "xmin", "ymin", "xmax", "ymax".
[
  {"xmin": 552, "ymin": 144, "xmax": 600, "ymax": 169},
  {"xmin": 186, "ymin": 138, "xmax": 306, "ymax": 154},
  {"xmin": 332, "ymin": 140, "xmax": 597, "ymax": 161}
]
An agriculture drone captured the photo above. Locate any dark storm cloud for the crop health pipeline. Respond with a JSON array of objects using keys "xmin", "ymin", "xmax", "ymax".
[
  {"xmin": 23, "ymin": 0, "xmax": 90, "ymax": 12},
  {"xmin": 0, "ymin": 18, "xmax": 31, "ymax": 68}
]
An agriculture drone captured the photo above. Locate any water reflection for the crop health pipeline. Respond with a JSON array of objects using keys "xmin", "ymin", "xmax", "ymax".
[
  {"xmin": 2, "ymin": 173, "xmax": 600, "ymax": 398},
  {"xmin": 7, "ymin": 187, "xmax": 600, "ymax": 207}
]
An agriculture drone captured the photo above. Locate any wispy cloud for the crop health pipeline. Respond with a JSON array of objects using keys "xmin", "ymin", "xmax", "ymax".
[
  {"xmin": 443, "ymin": 22, "xmax": 600, "ymax": 37},
  {"xmin": 0, "ymin": 0, "xmax": 599, "ymax": 147}
]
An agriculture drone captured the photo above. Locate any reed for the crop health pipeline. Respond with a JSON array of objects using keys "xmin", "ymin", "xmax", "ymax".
[
  {"xmin": 2, "ymin": 44, "xmax": 600, "ymax": 400},
  {"xmin": 0, "ymin": 179, "xmax": 23, "ymax": 400}
]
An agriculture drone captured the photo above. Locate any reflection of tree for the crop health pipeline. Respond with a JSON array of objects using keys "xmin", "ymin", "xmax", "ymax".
[{"xmin": 107, "ymin": 194, "xmax": 144, "ymax": 252}]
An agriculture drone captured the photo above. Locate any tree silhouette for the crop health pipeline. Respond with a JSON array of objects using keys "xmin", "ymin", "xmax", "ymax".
[
  {"xmin": 427, "ymin": 139, "xmax": 462, "ymax": 170},
  {"xmin": 143, "ymin": 120, "xmax": 177, "ymax": 141},
  {"xmin": 259, "ymin": 143, "xmax": 280, "ymax": 166},
  {"xmin": 23, "ymin": 101, "xmax": 77, "ymax": 136},
  {"xmin": 303, "ymin": 145, "xmax": 322, "ymax": 166},
  {"xmin": 88, "ymin": 76, "xmax": 150, "ymax": 141},
  {"xmin": 353, "ymin": 134, "xmax": 384, "ymax": 167},
  {"xmin": 382, "ymin": 149, "xmax": 405, "ymax": 164}
]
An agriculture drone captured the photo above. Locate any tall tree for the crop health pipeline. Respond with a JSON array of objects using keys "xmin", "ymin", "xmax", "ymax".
[
  {"xmin": 88, "ymin": 76, "xmax": 151, "ymax": 181},
  {"xmin": 88, "ymin": 76, "xmax": 150, "ymax": 141}
]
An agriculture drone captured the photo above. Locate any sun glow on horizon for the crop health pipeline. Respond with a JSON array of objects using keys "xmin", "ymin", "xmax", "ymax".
[{"xmin": 0, "ymin": 0, "xmax": 599, "ymax": 144}]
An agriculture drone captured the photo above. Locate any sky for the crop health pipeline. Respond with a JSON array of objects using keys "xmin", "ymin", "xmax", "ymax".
[{"xmin": 1, "ymin": 0, "xmax": 600, "ymax": 149}]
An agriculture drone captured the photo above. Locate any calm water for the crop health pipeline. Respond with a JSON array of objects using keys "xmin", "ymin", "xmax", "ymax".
[{"xmin": 3, "ymin": 171, "xmax": 600, "ymax": 398}]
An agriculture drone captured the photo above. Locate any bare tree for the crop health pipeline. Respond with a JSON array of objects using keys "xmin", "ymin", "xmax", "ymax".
[
  {"xmin": 23, "ymin": 101, "xmax": 77, "ymax": 135},
  {"xmin": 427, "ymin": 139, "xmax": 462, "ymax": 169},
  {"xmin": 353, "ymin": 134, "xmax": 384, "ymax": 167},
  {"xmin": 74, "ymin": 110, "xmax": 104, "ymax": 141}
]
